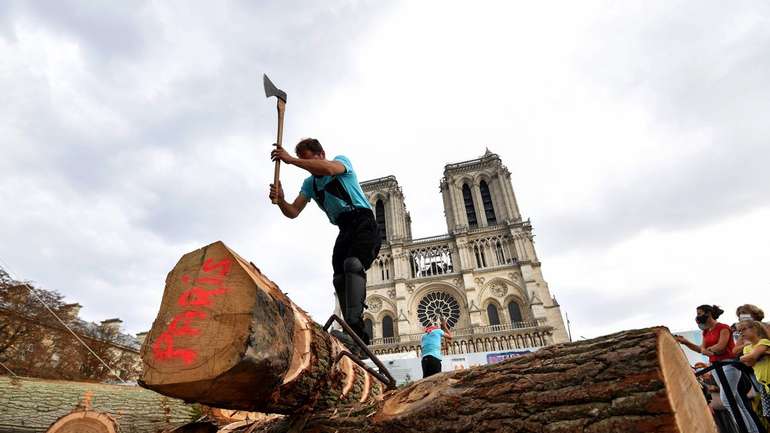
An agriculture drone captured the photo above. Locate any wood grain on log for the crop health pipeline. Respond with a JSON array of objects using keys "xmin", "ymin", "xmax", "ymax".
[
  {"xmin": 139, "ymin": 241, "xmax": 384, "ymax": 414},
  {"xmin": 178, "ymin": 327, "xmax": 717, "ymax": 433},
  {"xmin": 46, "ymin": 410, "xmax": 118, "ymax": 433},
  {"xmin": 0, "ymin": 376, "xmax": 195, "ymax": 433}
]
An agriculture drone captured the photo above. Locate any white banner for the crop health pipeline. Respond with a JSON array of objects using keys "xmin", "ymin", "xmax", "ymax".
[{"xmin": 367, "ymin": 348, "xmax": 536, "ymax": 386}]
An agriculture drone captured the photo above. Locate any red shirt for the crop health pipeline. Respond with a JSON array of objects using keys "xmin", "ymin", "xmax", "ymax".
[{"xmin": 702, "ymin": 322, "xmax": 735, "ymax": 362}]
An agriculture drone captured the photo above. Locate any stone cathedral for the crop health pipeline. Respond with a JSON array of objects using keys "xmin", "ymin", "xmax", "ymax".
[{"xmin": 351, "ymin": 150, "xmax": 569, "ymax": 357}]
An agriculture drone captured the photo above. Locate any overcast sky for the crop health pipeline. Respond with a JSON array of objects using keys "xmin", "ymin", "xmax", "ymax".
[{"xmin": 1, "ymin": 1, "xmax": 768, "ymax": 340}]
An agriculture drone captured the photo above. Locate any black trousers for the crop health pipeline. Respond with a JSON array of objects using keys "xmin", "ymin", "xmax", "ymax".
[
  {"xmin": 332, "ymin": 208, "xmax": 381, "ymax": 344},
  {"xmin": 332, "ymin": 208, "xmax": 381, "ymax": 274},
  {"xmin": 422, "ymin": 355, "xmax": 442, "ymax": 378}
]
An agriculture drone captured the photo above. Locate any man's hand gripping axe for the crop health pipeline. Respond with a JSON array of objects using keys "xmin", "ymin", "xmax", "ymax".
[{"xmin": 263, "ymin": 74, "xmax": 287, "ymax": 204}]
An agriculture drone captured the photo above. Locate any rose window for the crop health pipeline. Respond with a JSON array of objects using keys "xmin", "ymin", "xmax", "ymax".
[{"xmin": 417, "ymin": 292, "xmax": 461, "ymax": 328}]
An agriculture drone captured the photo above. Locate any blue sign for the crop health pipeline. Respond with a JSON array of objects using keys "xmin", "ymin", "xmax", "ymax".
[{"xmin": 486, "ymin": 350, "xmax": 530, "ymax": 364}]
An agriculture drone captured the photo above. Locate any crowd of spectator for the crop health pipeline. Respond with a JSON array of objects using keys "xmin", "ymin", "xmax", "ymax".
[{"xmin": 676, "ymin": 304, "xmax": 770, "ymax": 433}]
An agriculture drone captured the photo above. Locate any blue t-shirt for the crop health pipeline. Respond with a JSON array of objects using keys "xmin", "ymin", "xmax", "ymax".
[
  {"xmin": 299, "ymin": 155, "xmax": 371, "ymax": 225},
  {"xmin": 421, "ymin": 329, "xmax": 445, "ymax": 360}
]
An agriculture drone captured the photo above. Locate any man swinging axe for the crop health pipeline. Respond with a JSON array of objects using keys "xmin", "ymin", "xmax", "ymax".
[{"xmin": 263, "ymin": 76, "xmax": 380, "ymax": 353}]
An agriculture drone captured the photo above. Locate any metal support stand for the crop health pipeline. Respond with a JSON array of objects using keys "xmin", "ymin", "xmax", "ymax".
[{"xmin": 323, "ymin": 314, "xmax": 397, "ymax": 390}]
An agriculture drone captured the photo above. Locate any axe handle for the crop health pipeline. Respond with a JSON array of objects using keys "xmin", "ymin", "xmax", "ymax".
[{"xmin": 272, "ymin": 99, "xmax": 286, "ymax": 204}]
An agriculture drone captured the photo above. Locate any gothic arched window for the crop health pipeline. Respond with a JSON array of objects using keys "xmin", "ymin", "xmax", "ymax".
[
  {"xmin": 474, "ymin": 245, "xmax": 487, "ymax": 268},
  {"xmin": 507, "ymin": 301, "xmax": 523, "ymax": 324},
  {"xmin": 487, "ymin": 303, "xmax": 501, "ymax": 326},
  {"xmin": 495, "ymin": 240, "xmax": 506, "ymax": 265},
  {"xmin": 382, "ymin": 316, "xmax": 394, "ymax": 338},
  {"xmin": 462, "ymin": 184, "xmax": 478, "ymax": 228},
  {"xmin": 364, "ymin": 318, "xmax": 373, "ymax": 340},
  {"xmin": 375, "ymin": 199, "xmax": 387, "ymax": 241},
  {"xmin": 479, "ymin": 180, "xmax": 496, "ymax": 225}
]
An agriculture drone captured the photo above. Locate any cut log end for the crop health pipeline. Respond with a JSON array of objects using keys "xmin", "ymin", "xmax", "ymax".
[
  {"xmin": 140, "ymin": 241, "xmax": 297, "ymax": 407},
  {"xmin": 657, "ymin": 328, "xmax": 718, "ymax": 433},
  {"xmin": 46, "ymin": 411, "xmax": 118, "ymax": 433}
]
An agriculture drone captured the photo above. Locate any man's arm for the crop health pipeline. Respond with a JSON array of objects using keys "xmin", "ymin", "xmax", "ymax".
[
  {"xmin": 271, "ymin": 147, "xmax": 345, "ymax": 176},
  {"xmin": 291, "ymin": 157, "xmax": 345, "ymax": 176},
  {"xmin": 269, "ymin": 181, "xmax": 308, "ymax": 219},
  {"xmin": 440, "ymin": 321, "xmax": 452, "ymax": 341},
  {"xmin": 674, "ymin": 335, "xmax": 702, "ymax": 353},
  {"xmin": 278, "ymin": 194, "xmax": 309, "ymax": 219}
]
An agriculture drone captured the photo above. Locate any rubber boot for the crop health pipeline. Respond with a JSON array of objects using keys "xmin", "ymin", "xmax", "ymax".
[
  {"xmin": 343, "ymin": 257, "xmax": 369, "ymax": 346},
  {"xmin": 331, "ymin": 270, "xmax": 367, "ymax": 359}
]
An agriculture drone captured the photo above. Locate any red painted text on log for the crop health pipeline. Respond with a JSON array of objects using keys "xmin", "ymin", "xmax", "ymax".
[
  {"xmin": 202, "ymin": 258, "xmax": 232, "ymax": 276},
  {"xmin": 152, "ymin": 258, "xmax": 232, "ymax": 364},
  {"xmin": 178, "ymin": 286, "xmax": 229, "ymax": 306},
  {"xmin": 152, "ymin": 310, "xmax": 206, "ymax": 364}
]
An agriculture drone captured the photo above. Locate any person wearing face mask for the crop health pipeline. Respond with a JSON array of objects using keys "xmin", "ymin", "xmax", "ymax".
[
  {"xmin": 734, "ymin": 305, "xmax": 770, "ymax": 357},
  {"xmin": 735, "ymin": 308, "xmax": 761, "ymax": 356},
  {"xmin": 676, "ymin": 305, "xmax": 761, "ymax": 433},
  {"xmin": 676, "ymin": 305, "xmax": 735, "ymax": 360}
]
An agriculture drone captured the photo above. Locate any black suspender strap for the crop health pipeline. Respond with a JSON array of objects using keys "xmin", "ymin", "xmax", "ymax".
[
  {"xmin": 312, "ymin": 176, "xmax": 326, "ymax": 212},
  {"xmin": 313, "ymin": 176, "xmax": 355, "ymax": 213}
]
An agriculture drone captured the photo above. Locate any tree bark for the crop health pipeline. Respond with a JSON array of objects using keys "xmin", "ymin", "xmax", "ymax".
[
  {"xmin": 139, "ymin": 241, "xmax": 385, "ymax": 414},
  {"xmin": 175, "ymin": 327, "xmax": 718, "ymax": 433},
  {"xmin": 0, "ymin": 376, "xmax": 195, "ymax": 433}
]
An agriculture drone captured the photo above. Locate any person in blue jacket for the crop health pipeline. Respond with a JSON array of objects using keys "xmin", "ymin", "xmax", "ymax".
[{"xmin": 421, "ymin": 316, "xmax": 452, "ymax": 378}]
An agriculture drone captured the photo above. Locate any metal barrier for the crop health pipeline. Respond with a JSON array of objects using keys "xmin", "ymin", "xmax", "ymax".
[{"xmin": 696, "ymin": 360, "xmax": 765, "ymax": 433}]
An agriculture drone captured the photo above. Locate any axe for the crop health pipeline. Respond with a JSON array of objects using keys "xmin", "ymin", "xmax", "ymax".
[{"xmin": 263, "ymin": 74, "xmax": 287, "ymax": 204}]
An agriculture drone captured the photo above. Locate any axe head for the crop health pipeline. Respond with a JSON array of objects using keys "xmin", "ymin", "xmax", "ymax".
[{"xmin": 263, "ymin": 74, "xmax": 287, "ymax": 102}]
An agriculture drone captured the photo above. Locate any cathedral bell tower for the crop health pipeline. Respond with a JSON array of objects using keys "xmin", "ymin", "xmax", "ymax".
[{"xmin": 440, "ymin": 149, "xmax": 522, "ymax": 233}]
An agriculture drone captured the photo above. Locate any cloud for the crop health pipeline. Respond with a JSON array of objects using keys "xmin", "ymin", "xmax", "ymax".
[
  {"xmin": 297, "ymin": 1, "xmax": 770, "ymax": 338},
  {"xmin": 559, "ymin": 286, "xmax": 686, "ymax": 339},
  {"xmin": 537, "ymin": 2, "xmax": 770, "ymax": 253},
  {"xmin": 14, "ymin": 1, "xmax": 156, "ymax": 62},
  {"xmin": 0, "ymin": 0, "xmax": 393, "ymax": 332},
  {"xmin": 540, "ymin": 135, "xmax": 770, "ymax": 253},
  {"xmin": 550, "ymin": 206, "xmax": 770, "ymax": 338},
  {"xmin": 1, "ymin": 0, "xmax": 768, "ymax": 343}
]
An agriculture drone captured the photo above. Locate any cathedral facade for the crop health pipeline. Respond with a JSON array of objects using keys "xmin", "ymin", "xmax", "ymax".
[{"xmin": 355, "ymin": 150, "xmax": 569, "ymax": 357}]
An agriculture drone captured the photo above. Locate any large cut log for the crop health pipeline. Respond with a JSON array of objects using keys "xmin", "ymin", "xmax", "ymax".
[
  {"xmin": 0, "ymin": 376, "xmax": 196, "ymax": 433},
  {"xmin": 175, "ymin": 328, "xmax": 718, "ymax": 433},
  {"xmin": 139, "ymin": 241, "xmax": 385, "ymax": 414}
]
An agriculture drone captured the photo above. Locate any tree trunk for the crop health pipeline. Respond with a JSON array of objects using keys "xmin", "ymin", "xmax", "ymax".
[
  {"xmin": 0, "ymin": 376, "xmax": 196, "ymax": 433},
  {"xmin": 173, "ymin": 327, "xmax": 718, "ymax": 433},
  {"xmin": 139, "ymin": 241, "xmax": 385, "ymax": 414}
]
